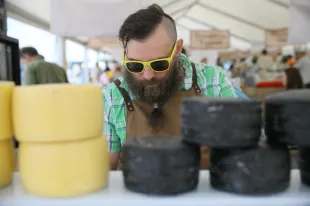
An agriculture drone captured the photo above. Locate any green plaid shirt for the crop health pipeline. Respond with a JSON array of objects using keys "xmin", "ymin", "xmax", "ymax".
[{"xmin": 103, "ymin": 54, "xmax": 237, "ymax": 152}]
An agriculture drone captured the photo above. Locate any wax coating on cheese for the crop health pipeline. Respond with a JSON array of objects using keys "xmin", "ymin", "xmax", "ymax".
[
  {"xmin": 299, "ymin": 148, "xmax": 310, "ymax": 186},
  {"xmin": 0, "ymin": 81, "xmax": 14, "ymax": 140},
  {"xmin": 19, "ymin": 136, "xmax": 109, "ymax": 197},
  {"xmin": 210, "ymin": 144, "xmax": 290, "ymax": 195},
  {"xmin": 122, "ymin": 136, "xmax": 200, "ymax": 195},
  {"xmin": 0, "ymin": 139, "xmax": 14, "ymax": 188},
  {"xmin": 181, "ymin": 97, "xmax": 261, "ymax": 148},
  {"xmin": 265, "ymin": 90, "xmax": 310, "ymax": 146},
  {"xmin": 13, "ymin": 84, "xmax": 103, "ymax": 142}
]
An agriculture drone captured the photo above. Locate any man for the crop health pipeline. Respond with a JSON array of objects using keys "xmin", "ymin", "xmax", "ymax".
[
  {"xmin": 103, "ymin": 4, "xmax": 237, "ymax": 170},
  {"xmin": 257, "ymin": 49, "xmax": 274, "ymax": 70},
  {"xmin": 20, "ymin": 47, "xmax": 68, "ymax": 85},
  {"xmin": 295, "ymin": 50, "xmax": 310, "ymax": 88},
  {"xmin": 200, "ymin": 57, "xmax": 208, "ymax": 64},
  {"xmin": 280, "ymin": 58, "xmax": 303, "ymax": 90}
]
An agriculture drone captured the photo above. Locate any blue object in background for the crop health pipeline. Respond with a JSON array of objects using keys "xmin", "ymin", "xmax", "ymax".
[{"xmin": 234, "ymin": 87, "xmax": 249, "ymax": 99}]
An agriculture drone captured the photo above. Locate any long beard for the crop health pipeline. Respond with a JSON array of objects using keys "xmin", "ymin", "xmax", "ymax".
[
  {"xmin": 124, "ymin": 56, "xmax": 185, "ymax": 106},
  {"xmin": 124, "ymin": 56, "xmax": 185, "ymax": 131}
]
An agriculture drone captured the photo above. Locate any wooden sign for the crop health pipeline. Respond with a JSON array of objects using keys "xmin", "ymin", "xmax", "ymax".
[
  {"xmin": 190, "ymin": 30, "xmax": 230, "ymax": 50},
  {"xmin": 219, "ymin": 51, "xmax": 250, "ymax": 60},
  {"xmin": 265, "ymin": 28, "xmax": 288, "ymax": 47},
  {"xmin": 87, "ymin": 37, "xmax": 121, "ymax": 49},
  {"xmin": 219, "ymin": 51, "xmax": 239, "ymax": 60}
]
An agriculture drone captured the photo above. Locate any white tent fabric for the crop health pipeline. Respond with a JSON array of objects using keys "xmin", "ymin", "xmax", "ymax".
[
  {"xmin": 50, "ymin": 0, "xmax": 151, "ymax": 37},
  {"xmin": 288, "ymin": 0, "xmax": 310, "ymax": 44},
  {"xmin": 7, "ymin": 0, "xmax": 291, "ymax": 50}
]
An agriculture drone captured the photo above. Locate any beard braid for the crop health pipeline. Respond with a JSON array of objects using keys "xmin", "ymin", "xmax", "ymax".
[{"xmin": 124, "ymin": 55, "xmax": 185, "ymax": 131}]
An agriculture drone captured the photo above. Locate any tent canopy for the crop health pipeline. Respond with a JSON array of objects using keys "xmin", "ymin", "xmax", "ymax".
[{"xmin": 7, "ymin": 0, "xmax": 290, "ymax": 50}]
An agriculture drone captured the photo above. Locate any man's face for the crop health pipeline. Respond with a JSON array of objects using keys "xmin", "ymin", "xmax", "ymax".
[
  {"xmin": 124, "ymin": 25, "xmax": 184, "ymax": 105},
  {"xmin": 20, "ymin": 55, "xmax": 32, "ymax": 65}
]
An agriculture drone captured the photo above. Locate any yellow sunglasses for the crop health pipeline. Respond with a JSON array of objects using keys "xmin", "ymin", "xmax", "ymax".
[{"xmin": 122, "ymin": 42, "xmax": 177, "ymax": 74}]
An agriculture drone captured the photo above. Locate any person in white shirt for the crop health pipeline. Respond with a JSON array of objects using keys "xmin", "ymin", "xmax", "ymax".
[
  {"xmin": 257, "ymin": 49, "xmax": 274, "ymax": 70},
  {"xmin": 295, "ymin": 51, "xmax": 310, "ymax": 88}
]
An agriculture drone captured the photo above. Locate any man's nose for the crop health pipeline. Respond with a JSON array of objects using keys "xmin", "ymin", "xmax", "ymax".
[{"xmin": 143, "ymin": 66, "xmax": 155, "ymax": 80}]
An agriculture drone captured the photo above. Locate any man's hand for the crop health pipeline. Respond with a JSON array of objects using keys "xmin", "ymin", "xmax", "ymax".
[{"xmin": 110, "ymin": 152, "xmax": 120, "ymax": 170}]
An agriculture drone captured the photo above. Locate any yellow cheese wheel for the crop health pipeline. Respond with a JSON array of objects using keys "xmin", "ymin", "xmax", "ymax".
[
  {"xmin": 13, "ymin": 84, "xmax": 103, "ymax": 142},
  {"xmin": 0, "ymin": 81, "xmax": 14, "ymax": 140},
  {"xmin": 0, "ymin": 139, "xmax": 14, "ymax": 189},
  {"xmin": 19, "ymin": 136, "xmax": 109, "ymax": 197}
]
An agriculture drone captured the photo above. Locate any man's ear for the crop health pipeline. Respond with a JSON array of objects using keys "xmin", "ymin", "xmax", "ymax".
[{"xmin": 176, "ymin": 39, "xmax": 184, "ymax": 55}]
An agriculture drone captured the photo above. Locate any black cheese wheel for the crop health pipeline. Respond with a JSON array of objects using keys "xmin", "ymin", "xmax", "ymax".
[
  {"xmin": 265, "ymin": 89, "xmax": 310, "ymax": 146},
  {"xmin": 210, "ymin": 144, "xmax": 290, "ymax": 195},
  {"xmin": 299, "ymin": 148, "xmax": 310, "ymax": 186},
  {"xmin": 181, "ymin": 97, "xmax": 262, "ymax": 148},
  {"xmin": 122, "ymin": 136, "xmax": 200, "ymax": 195}
]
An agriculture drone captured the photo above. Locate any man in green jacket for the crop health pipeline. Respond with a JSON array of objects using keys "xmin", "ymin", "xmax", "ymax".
[{"xmin": 20, "ymin": 47, "xmax": 68, "ymax": 85}]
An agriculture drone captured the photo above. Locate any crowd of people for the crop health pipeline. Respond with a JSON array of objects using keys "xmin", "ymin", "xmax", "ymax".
[{"xmin": 207, "ymin": 49, "xmax": 309, "ymax": 91}]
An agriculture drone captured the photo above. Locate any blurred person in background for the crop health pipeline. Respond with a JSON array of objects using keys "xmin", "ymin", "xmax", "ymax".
[
  {"xmin": 257, "ymin": 49, "xmax": 274, "ymax": 70},
  {"xmin": 111, "ymin": 63, "xmax": 124, "ymax": 81},
  {"xmin": 38, "ymin": 54, "xmax": 45, "ymax": 60},
  {"xmin": 280, "ymin": 58, "xmax": 303, "ymax": 90},
  {"xmin": 71, "ymin": 63, "xmax": 85, "ymax": 84},
  {"xmin": 200, "ymin": 57, "xmax": 208, "ymax": 64},
  {"xmin": 99, "ymin": 62, "xmax": 113, "ymax": 86},
  {"xmin": 20, "ymin": 47, "xmax": 68, "ymax": 85},
  {"xmin": 217, "ymin": 57, "xmax": 223, "ymax": 68},
  {"xmin": 91, "ymin": 62, "xmax": 103, "ymax": 85},
  {"xmin": 234, "ymin": 58, "xmax": 246, "ymax": 78},
  {"xmin": 295, "ymin": 50, "xmax": 310, "ymax": 89}
]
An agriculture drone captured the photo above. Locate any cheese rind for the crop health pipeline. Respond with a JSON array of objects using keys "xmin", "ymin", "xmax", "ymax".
[
  {"xmin": 13, "ymin": 84, "xmax": 103, "ymax": 142},
  {"xmin": 19, "ymin": 136, "xmax": 109, "ymax": 197},
  {"xmin": 181, "ymin": 97, "xmax": 261, "ymax": 148},
  {"xmin": 210, "ymin": 144, "xmax": 290, "ymax": 194},
  {"xmin": 265, "ymin": 90, "xmax": 310, "ymax": 146},
  {"xmin": 0, "ymin": 81, "xmax": 14, "ymax": 140},
  {"xmin": 122, "ymin": 136, "xmax": 200, "ymax": 195},
  {"xmin": 0, "ymin": 139, "xmax": 14, "ymax": 188}
]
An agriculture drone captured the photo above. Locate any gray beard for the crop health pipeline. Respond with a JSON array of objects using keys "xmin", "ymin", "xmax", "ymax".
[{"xmin": 124, "ymin": 56, "xmax": 185, "ymax": 106}]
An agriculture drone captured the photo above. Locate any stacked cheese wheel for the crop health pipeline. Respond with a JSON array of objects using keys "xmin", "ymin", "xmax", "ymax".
[
  {"xmin": 264, "ymin": 89, "xmax": 310, "ymax": 187},
  {"xmin": 0, "ymin": 82, "xmax": 15, "ymax": 189},
  {"xmin": 13, "ymin": 84, "xmax": 109, "ymax": 198},
  {"xmin": 181, "ymin": 97, "xmax": 290, "ymax": 195},
  {"xmin": 122, "ymin": 136, "xmax": 200, "ymax": 195}
]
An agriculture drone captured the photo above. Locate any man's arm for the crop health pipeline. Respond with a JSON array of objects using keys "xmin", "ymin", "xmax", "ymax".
[
  {"xmin": 103, "ymin": 91, "xmax": 121, "ymax": 170},
  {"xmin": 22, "ymin": 65, "xmax": 37, "ymax": 85}
]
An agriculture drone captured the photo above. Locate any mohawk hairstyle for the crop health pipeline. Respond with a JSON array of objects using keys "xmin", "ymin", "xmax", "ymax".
[{"xmin": 119, "ymin": 4, "xmax": 177, "ymax": 49}]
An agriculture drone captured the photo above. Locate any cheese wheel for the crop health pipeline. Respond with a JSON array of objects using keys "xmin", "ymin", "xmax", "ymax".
[
  {"xmin": 181, "ymin": 97, "xmax": 261, "ymax": 148},
  {"xmin": 19, "ymin": 136, "xmax": 109, "ymax": 197},
  {"xmin": 0, "ymin": 139, "xmax": 14, "ymax": 189},
  {"xmin": 122, "ymin": 136, "xmax": 200, "ymax": 195},
  {"xmin": 0, "ymin": 81, "xmax": 14, "ymax": 140},
  {"xmin": 13, "ymin": 84, "xmax": 103, "ymax": 142},
  {"xmin": 265, "ymin": 89, "xmax": 310, "ymax": 146},
  {"xmin": 210, "ymin": 144, "xmax": 290, "ymax": 195}
]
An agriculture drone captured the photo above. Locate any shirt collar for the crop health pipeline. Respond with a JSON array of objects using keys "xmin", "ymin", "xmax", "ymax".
[{"xmin": 33, "ymin": 56, "xmax": 44, "ymax": 62}]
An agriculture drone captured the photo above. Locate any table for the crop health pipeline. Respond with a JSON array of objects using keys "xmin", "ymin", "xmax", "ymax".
[{"xmin": 0, "ymin": 170, "xmax": 310, "ymax": 206}]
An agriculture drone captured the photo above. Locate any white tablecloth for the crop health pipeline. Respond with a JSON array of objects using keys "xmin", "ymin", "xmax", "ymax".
[{"xmin": 0, "ymin": 170, "xmax": 310, "ymax": 206}]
